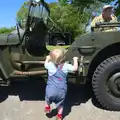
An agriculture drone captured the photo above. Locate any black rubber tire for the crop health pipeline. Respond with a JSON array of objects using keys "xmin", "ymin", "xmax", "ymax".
[{"xmin": 92, "ymin": 55, "xmax": 120, "ymax": 111}]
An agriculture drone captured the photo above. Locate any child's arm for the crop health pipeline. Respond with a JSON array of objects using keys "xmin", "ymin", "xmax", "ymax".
[
  {"xmin": 44, "ymin": 55, "xmax": 51, "ymax": 69},
  {"xmin": 66, "ymin": 57, "xmax": 79, "ymax": 72},
  {"xmin": 72, "ymin": 57, "xmax": 79, "ymax": 71},
  {"xmin": 45, "ymin": 55, "xmax": 51, "ymax": 63}
]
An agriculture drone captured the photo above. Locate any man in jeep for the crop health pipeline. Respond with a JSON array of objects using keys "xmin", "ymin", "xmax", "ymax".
[{"xmin": 91, "ymin": 5, "xmax": 118, "ymax": 32}]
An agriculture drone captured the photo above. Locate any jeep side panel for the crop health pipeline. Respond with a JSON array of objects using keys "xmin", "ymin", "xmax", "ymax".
[{"xmin": 66, "ymin": 31, "xmax": 120, "ymax": 78}]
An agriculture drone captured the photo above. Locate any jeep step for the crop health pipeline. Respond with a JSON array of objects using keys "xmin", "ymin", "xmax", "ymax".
[
  {"xmin": 0, "ymin": 80, "xmax": 10, "ymax": 86},
  {"xmin": 11, "ymin": 70, "xmax": 47, "ymax": 76}
]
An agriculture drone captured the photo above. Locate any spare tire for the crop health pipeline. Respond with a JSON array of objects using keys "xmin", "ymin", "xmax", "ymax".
[{"xmin": 92, "ymin": 55, "xmax": 120, "ymax": 111}]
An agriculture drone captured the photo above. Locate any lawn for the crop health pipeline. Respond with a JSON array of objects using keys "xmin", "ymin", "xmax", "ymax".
[{"xmin": 46, "ymin": 45, "xmax": 70, "ymax": 51}]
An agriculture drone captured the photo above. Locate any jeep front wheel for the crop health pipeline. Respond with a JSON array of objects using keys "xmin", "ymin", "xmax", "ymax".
[{"xmin": 92, "ymin": 55, "xmax": 120, "ymax": 111}]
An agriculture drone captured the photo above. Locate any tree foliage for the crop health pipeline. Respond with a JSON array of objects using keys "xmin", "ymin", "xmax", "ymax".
[
  {"xmin": 16, "ymin": 2, "xmax": 29, "ymax": 21},
  {"xmin": 0, "ymin": 27, "xmax": 15, "ymax": 34},
  {"xmin": 16, "ymin": 0, "xmax": 117, "ymax": 39},
  {"xmin": 59, "ymin": 0, "xmax": 114, "ymax": 6},
  {"xmin": 48, "ymin": 1, "xmax": 106, "ymax": 37},
  {"xmin": 114, "ymin": 0, "xmax": 120, "ymax": 17},
  {"xmin": 48, "ymin": 3, "xmax": 90, "ymax": 37},
  {"xmin": 59, "ymin": 0, "xmax": 120, "ymax": 17}
]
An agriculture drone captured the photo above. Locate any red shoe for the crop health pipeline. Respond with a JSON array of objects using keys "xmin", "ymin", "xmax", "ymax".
[
  {"xmin": 56, "ymin": 114, "xmax": 62, "ymax": 120},
  {"xmin": 44, "ymin": 106, "xmax": 51, "ymax": 113}
]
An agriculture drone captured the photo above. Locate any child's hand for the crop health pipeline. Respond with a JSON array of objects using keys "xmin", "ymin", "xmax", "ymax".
[
  {"xmin": 46, "ymin": 55, "xmax": 51, "ymax": 61},
  {"xmin": 72, "ymin": 57, "xmax": 79, "ymax": 71},
  {"xmin": 73, "ymin": 57, "xmax": 79, "ymax": 60}
]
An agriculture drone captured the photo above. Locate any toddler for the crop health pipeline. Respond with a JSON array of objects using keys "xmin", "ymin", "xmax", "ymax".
[{"xmin": 44, "ymin": 48, "xmax": 78, "ymax": 120}]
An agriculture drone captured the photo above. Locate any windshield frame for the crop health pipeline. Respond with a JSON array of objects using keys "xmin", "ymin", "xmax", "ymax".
[{"xmin": 25, "ymin": 0, "xmax": 50, "ymax": 29}]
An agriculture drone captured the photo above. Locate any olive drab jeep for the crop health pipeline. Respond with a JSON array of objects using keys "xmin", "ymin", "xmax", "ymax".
[{"xmin": 0, "ymin": 0, "xmax": 120, "ymax": 111}]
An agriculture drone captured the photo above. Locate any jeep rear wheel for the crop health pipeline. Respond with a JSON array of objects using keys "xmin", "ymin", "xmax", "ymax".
[{"xmin": 92, "ymin": 55, "xmax": 120, "ymax": 111}]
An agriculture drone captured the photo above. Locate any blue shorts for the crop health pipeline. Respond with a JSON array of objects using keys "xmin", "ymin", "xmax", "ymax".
[{"xmin": 45, "ymin": 85, "xmax": 67, "ymax": 108}]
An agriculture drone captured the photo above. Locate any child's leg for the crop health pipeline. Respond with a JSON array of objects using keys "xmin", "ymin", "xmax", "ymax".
[
  {"xmin": 58, "ymin": 106, "xmax": 63, "ymax": 115},
  {"xmin": 45, "ymin": 101, "xmax": 50, "ymax": 108},
  {"xmin": 56, "ymin": 105, "xmax": 63, "ymax": 120},
  {"xmin": 56, "ymin": 90, "xmax": 67, "ymax": 120},
  {"xmin": 44, "ymin": 102, "xmax": 51, "ymax": 113},
  {"xmin": 45, "ymin": 86, "xmax": 57, "ymax": 113},
  {"xmin": 44, "ymin": 94, "xmax": 51, "ymax": 113}
]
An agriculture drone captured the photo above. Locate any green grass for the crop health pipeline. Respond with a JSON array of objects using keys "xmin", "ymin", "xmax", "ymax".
[{"xmin": 46, "ymin": 45, "xmax": 70, "ymax": 51}]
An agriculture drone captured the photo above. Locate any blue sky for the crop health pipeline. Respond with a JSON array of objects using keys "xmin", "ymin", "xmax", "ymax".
[{"xmin": 0, "ymin": 0, "xmax": 56, "ymax": 28}]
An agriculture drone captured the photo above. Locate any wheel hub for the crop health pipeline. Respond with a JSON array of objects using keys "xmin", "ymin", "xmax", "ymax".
[{"xmin": 108, "ymin": 72, "xmax": 120, "ymax": 98}]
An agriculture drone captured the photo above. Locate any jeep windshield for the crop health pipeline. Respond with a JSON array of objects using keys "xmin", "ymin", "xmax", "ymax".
[
  {"xmin": 25, "ymin": 0, "xmax": 50, "ymax": 30},
  {"xmin": 30, "ymin": 2, "xmax": 49, "ymax": 23}
]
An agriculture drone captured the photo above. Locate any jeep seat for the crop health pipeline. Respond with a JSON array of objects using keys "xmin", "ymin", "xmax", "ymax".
[
  {"xmin": 0, "ymin": 33, "xmax": 19, "ymax": 45},
  {"xmin": 0, "ymin": 29, "xmax": 24, "ymax": 46},
  {"xmin": 7, "ymin": 33, "xmax": 20, "ymax": 45}
]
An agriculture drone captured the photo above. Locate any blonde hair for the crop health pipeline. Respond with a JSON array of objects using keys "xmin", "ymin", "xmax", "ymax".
[{"xmin": 49, "ymin": 48, "xmax": 66, "ymax": 65}]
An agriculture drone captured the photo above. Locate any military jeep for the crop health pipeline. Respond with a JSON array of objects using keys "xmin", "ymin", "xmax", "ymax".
[{"xmin": 0, "ymin": 0, "xmax": 120, "ymax": 111}]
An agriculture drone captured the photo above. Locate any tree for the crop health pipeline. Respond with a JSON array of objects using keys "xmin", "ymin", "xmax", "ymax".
[
  {"xmin": 0, "ymin": 27, "xmax": 15, "ymax": 34},
  {"xmin": 66, "ymin": 0, "xmax": 120, "ymax": 19},
  {"xmin": 58, "ymin": 0, "xmax": 114, "ymax": 13},
  {"xmin": 58, "ymin": 0, "xmax": 68, "ymax": 5},
  {"xmin": 48, "ymin": 2, "xmax": 90, "ymax": 38},
  {"xmin": 17, "ymin": 2, "xmax": 29, "ymax": 21},
  {"xmin": 114, "ymin": 0, "xmax": 120, "ymax": 17},
  {"xmin": 59, "ymin": 0, "xmax": 114, "ymax": 6},
  {"xmin": 16, "ymin": 0, "xmax": 106, "ymax": 39}
]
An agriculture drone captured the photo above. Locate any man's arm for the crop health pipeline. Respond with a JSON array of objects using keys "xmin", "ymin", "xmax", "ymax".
[
  {"xmin": 110, "ymin": 15, "xmax": 118, "ymax": 31},
  {"xmin": 111, "ymin": 15, "xmax": 118, "ymax": 22},
  {"xmin": 91, "ymin": 17, "xmax": 98, "ymax": 27}
]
